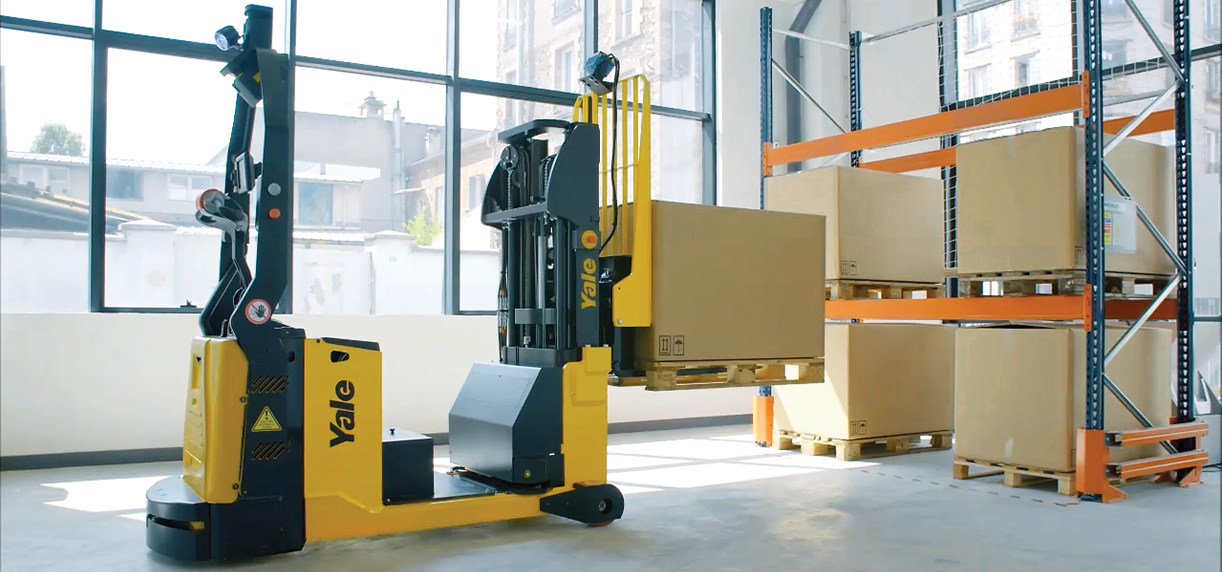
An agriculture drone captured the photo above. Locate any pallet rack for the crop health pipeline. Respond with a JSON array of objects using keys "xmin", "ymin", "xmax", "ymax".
[{"xmin": 754, "ymin": 0, "xmax": 1214, "ymax": 501}]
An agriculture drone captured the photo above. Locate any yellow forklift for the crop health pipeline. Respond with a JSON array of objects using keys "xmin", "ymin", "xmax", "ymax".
[{"xmin": 146, "ymin": 5, "xmax": 660, "ymax": 561}]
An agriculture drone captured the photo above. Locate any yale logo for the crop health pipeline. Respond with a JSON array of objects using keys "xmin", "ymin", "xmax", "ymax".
[
  {"xmin": 580, "ymin": 257, "xmax": 597, "ymax": 309},
  {"xmin": 329, "ymin": 379, "xmax": 356, "ymax": 447}
]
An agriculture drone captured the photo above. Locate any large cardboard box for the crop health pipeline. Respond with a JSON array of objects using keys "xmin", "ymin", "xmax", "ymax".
[
  {"xmin": 954, "ymin": 325, "xmax": 1172, "ymax": 472},
  {"xmin": 774, "ymin": 323, "xmax": 954, "ymax": 440},
  {"xmin": 956, "ymin": 126, "xmax": 1175, "ymax": 275},
  {"xmin": 764, "ymin": 165, "xmax": 944, "ymax": 284},
  {"xmin": 635, "ymin": 200, "xmax": 825, "ymax": 364}
]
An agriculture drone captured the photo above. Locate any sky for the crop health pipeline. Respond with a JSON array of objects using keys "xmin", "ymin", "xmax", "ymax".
[{"xmin": 0, "ymin": 0, "xmax": 517, "ymax": 165}]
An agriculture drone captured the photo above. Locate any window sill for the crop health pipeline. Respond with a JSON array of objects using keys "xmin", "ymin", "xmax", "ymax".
[{"xmin": 1012, "ymin": 27, "xmax": 1040, "ymax": 40}]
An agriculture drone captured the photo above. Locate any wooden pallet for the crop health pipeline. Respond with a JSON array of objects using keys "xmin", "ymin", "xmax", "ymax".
[
  {"xmin": 953, "ymin": 457, "xmax": 1078, "ymax": 496},
  {"xmin": 826, "ymin": 280, "xmax": 944, "ymax": 301},
  {"xmin": 955, "ymin": 270, "xmax": 1173, "ymax": 299},
  {"xmin": 774, "ymin": 430, "xmax": 953, "ymax": 461},
  {"xmin": 610, "ymin": 359, "xmax": 825, "ymax": 391}
]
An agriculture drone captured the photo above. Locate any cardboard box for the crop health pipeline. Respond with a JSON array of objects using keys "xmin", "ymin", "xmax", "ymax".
[
  {"xmin": 764, "ymin": 165, "xmax": 944, "ymax": 284},
  {"xmin": 956, "ymin": 126, "xmax": 1176, "ymax": 275},
  {"xmin": 635, "ymin": 200, "xmax": 825, "ymax": 364},
  {"xmin": 774, "ymin": 323, "xmax": 954, "ymax": 440},
  {"xmin": 954, "ymin": 325, "xmax": 1172, "ymax": 472}
]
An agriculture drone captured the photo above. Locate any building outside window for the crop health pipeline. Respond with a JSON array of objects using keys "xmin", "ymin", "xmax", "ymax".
[
  {"xmin": 467, "ymin": 174, "xmax": 486, "ymax": 213},
  {"xmin": 17, "ymin": 165, "xmax": 71, "ymax": 193},
  {"xmin": 1206, "ymin": 129, "xmax": 1221, "ymax": 174},
  {"xmin": 553, "ymin": 0, "xmax": 578, "ymax": 19},
  {"xmin": 968, "ymin": 65, "xmax": 990, "ymax": 98},
  {"xmin": 106, "ymin": 169, "xmax": 141, "ymax": 200},
  {"xmin": 618, "ymin": 0, "xmax": 635, "ymax": 40},
  {"xmin": 1015, "ymin": 55, "xmax": 1034, "ymax": 87},
  {"xmin": 555, "ymin": 45, "xmax": 575, "ymax": 91},
  {"xmin": 1013, "ymin": 0, "xmax": 1037, "ymax": 35}
]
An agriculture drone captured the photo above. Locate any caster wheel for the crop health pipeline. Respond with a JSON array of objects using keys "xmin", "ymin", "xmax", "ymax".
[{"xmin": 589, "ymin": 521, "xmax": 614, "ymax": 527}]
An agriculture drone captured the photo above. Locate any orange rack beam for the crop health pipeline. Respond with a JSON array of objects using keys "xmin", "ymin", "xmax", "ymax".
[
  {"xmin": 1107, "ymin": 450, "xmax": 1210, "ymax": 480},
  {"xmin": 1106, "ymin": 422, "xmax": 1210, "ymax": 448},
  {"xmin": 824, "ymin": 296, "xmax": 1176, "ymax": 322}
]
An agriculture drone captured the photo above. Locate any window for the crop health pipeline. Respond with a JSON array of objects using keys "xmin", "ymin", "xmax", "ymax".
[
  {"xmin": 1102, "ymin": 40, "xmax": 1128, "ymax": 69},
  {"xmin": 1015, "ymin": 55, "xmax": 1034, "ymax": 87},
  {"xmin": 298, "ymin": 183, "xmax": 334, "ymax": 226},
  {"xmin": 167, "ymin": 175, "xmax": 213, "ymax": 201},
  {"xmin": 467, "ymin": 174, "xmax": 487, "ymax": 212},
  {"xmin": 661, "ymin": 0, "xmax": 699, "ymax": 86},
  {"xmin": 296, "ymin": 0, "xmax": 445, "ymax": 73},
  {"xmin": 617, "ymin": 0, "xmax": 637, "ymax": 40},
  {"xmin": 0, "ymin": 29, "xmax": 92, "ymax": 314},
  {"xmin": 968, "ymin": 65, "xmax": 990, "ymax": 98},
  {"xmin": 102, "ymin": 0, "xmax": 288, "ymax": 51},
  {"xmin": 1207, "ymin": 60, "xmax": 1221, "ymax": 106},
  {"xmin": 16, "ymin": 165, "xmax": 72, "ymax": 193},
  {"xmin": 1208, "ymin": 0, "xmax": 1221, "ymax": 42},
  {"xmin": 554, "ymin": 0, "xmax": 579, "ymax": 19},
  {"xmin": 106, "ymin": 169, "xmax": 142, "ymax": 200},
  {"xmin": 555, "ymin": 45, "xmax": 575, "ymax": 91},
  {"xmin": 602, "ymin": 0, "xmax": 704, "ymax": 110},
  {"xmin": 0, "ymin": 0, "xmax": 92, "ymax": 27},
  {"xmin": 967, "ymin": 12, "xmax": 989, "ymax": 49},
  {"xmin": 1013, "ymin": 0, "xmax": 1037, "ymax": 35},
  {"xmin": 1206, "ymin": 130, "xmax": 1221, "ymax": 174},
  {"xmin": 1101, "ymin": 0, "xmax": 1128, "ymax": 20},
  {"xmin": 462, "ymin": 0, "xmax": 585, "ymax": 91}
]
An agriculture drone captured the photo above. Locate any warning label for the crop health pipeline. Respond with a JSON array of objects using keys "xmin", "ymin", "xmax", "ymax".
[
  {"xmin": 672, "ymin": 335, "xmax": 685, "ymax": 357},
  {"xmin": 252, "ymin": 406, "xmax": 283, "ymax": 432},
  {"xmin": 850, "ymin": 420, "xmax": 867, "ymax": 437},
  {"xmin": 658, "ymin": 335, "xmax": 672, "ymax": 356},
  {"xmin": 840, "ymin": 260, "xmax": 858, "ymax": 276}
]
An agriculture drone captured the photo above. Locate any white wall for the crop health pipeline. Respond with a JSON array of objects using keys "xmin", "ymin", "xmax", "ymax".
[{"xmin": 0, "ymin": 312, "xmax": 753, "ymax": 457}]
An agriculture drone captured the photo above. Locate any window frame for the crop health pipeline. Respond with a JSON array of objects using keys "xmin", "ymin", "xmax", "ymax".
[{"xmin": 0, "ymin": 0, "xmax": 717, "ymax": 314}]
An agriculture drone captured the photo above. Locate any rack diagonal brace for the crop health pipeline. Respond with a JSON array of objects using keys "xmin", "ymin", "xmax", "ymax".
[
  {"xmin": 1101, "ymin": 163, "xmax": 1187, "ymax": 275},
  {"xmin": 1122, "ymin": 0, "xmax": 1186, "ymax": 85},
  {"xmin": 1104, "ymin": 274, "xmax": 1180, "ymax": 367},
  {"xmin": 1103, "ymin": 374, "xmax": 1179, "ymax": 456},
  {"xmin": 771, "ymin": 59, "xmax": 847, "ymax": 134},
  {"xmin": 1103, "ymin": 83, "xmax": 1176, "ymax": 155}
]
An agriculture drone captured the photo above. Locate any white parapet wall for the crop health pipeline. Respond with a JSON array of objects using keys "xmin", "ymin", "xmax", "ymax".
[{"xmin": 0, "ymin": 313, "xmax": 755, "ymax": 458}]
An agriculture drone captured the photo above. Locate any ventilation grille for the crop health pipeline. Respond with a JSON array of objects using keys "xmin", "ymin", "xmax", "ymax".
[
  {"xmin": 250, "ymin": 375, "xmax": 288, "ymax": 394},
  {"xmin": 251, "ymin": 441, "xmax": 289, "ymax": 461}
]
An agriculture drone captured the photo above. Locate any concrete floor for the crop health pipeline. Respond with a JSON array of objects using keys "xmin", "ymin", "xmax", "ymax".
[{"xmin": 2, "ymin": 425, "xmax": 1219, "ymax": 572}]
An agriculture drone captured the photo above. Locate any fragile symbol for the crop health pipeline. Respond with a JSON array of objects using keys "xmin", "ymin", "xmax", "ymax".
[
  {"xmin": 672, "ymin": 336, "xmax": 685, "ymax": 357},
  {"xmin": 252, "ymin": 406, "xmax": 283, "ymax": 432},
  {"xmin": 658, "ymin": 335, "xmax": 672, "ymax": 356},
  {"xmin": 245, "ymin": 299, "xmax": 272, "ymax": 324},
  {"xmin": 850, "ymin": 420, "xmax": 867, "ymax": 436}
]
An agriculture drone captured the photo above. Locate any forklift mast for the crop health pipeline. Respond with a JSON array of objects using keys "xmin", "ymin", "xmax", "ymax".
[
  {"xmin": 481, "ymin": 119, "xmax": 603, "ymax": 368},
  {"xmin": 195, "ymin": 4, "xmax": 292, "ymax": 342}
]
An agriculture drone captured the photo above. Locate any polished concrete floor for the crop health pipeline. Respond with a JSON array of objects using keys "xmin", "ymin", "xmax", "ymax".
[{"xmin": 2, "ymin": 425, "xmax": 1219, "ymax": 572}]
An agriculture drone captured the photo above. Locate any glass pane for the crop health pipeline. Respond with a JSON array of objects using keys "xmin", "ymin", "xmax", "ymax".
[
  {"xmin": 457, "ymin": 93, "xmax": 572, "ymax": 311},
  {"xmin": 0, "ymin": 0, "xmax": 92, "ymax": 27},
  {"xmin": 104, "ymin": 50, "xmax": 234, "ymax": 308},
  {"xmin": 652, "ymin": 115, "xmax": 703, "ymax": 203},
  {"xmin": 102, "ymin": 1, "xmax": 288, "ymax": 52},
  {"xmin": 0, "ymin": 30, "xmax": 92, "ymax": 313},
  {"xmin": 597, "ymin": 0, "xmax": 705, "ymax": 111},
  {"xmin": 294, "ymin": 68, "xmax": 448, "ymax": 314},
  {"xmin": 460, "ymin": 0, "xmax": 586, "ymax": 91},
  {"xmin": 296, "ymin": 0, "xmax": 446, "ymax": 73},
  {"xmin": 954, "ymin": 0, "xmax": 1074, "ymax": 101}
]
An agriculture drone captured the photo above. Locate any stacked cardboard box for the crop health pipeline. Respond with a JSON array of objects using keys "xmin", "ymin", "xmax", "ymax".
[
  {"xmin": 775, "ymin": 323, "xmax": 955, "ymax": 440},
  {"xmin": 955, "ymin": 126, "xmax": 1176, "ymax": 276},
  {"xmin": 634, "ymin": 200, "xmax": 826, "ymax": 365},
  {"xmin": 954, "ymin": 324, "xmax": 1172, "ymax": 472},
  {"xmin": 763, "ymin": 166, "xmax": 944, "ymax": 284}
]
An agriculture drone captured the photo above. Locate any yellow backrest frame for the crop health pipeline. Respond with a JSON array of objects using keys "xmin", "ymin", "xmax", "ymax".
[{"xmin": 573, "ymin": 75, "xmax": 652, "ymax": 328}]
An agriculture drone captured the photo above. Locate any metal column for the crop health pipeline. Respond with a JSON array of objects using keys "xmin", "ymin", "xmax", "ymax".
[
  {"xmin": 758, "ymin": 6, "xmax": 774, "ymax": 402},
  {"xmin": 848, "ymin": 31, "xmax": 862, "ymax": 167},
  {"xmin": 1172, "ymin": 0, "xmax": 1194, "ymax": 428},
  {"xmin": 1082, "ymin": 0, "xmax": 1106, "ymax": 450}
]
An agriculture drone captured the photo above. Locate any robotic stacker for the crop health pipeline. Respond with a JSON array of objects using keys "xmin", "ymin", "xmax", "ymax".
[{"xmin": 146, "ymin": 5, "xmax": 636, "ymax": 561}]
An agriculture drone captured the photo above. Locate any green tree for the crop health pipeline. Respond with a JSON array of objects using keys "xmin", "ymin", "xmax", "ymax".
[
  {"xmin": 31, "ymin": 122, "xmax": 85, "ymax": 156},
  {"xmin": 404, "ymin": 210, "xmax": 443, "ymax": 247}
]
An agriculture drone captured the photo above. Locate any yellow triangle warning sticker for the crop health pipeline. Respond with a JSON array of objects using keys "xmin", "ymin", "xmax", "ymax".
[{"xmin": 251, "ymin": 406, "xmax": 282, "ymax": 432}]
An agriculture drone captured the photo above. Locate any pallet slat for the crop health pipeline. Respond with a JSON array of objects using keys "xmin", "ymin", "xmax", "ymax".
[
  {"xmin": 953, "ymin": 457, "xmax": 1077, "ymax": 496},
  {"xmin": 955, "ymin": 270, "xmax": 1173, "ymax": 300},
  {"xmin": 611, "ymin": 359, "xmax": 825, "ymax": 391},
  {"xmin": 775, "ymin": 430, "xmax": 952, "ymax": 461},
  {"xmin": 826, "ymin": 280, "xmax": 944, "ymax": 301}
]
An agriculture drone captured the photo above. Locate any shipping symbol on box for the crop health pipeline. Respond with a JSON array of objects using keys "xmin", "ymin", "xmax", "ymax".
[
  {"xmin": 840, "ymin": 260, "xmax": 858, "ymax": 276},
  {"xmin": 850, "ymin": 420, "xmax": 867, "ymax": 437},
  {"xmin": 657, "ymin": 335, "xmax": 685, "ymax": 357}
]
